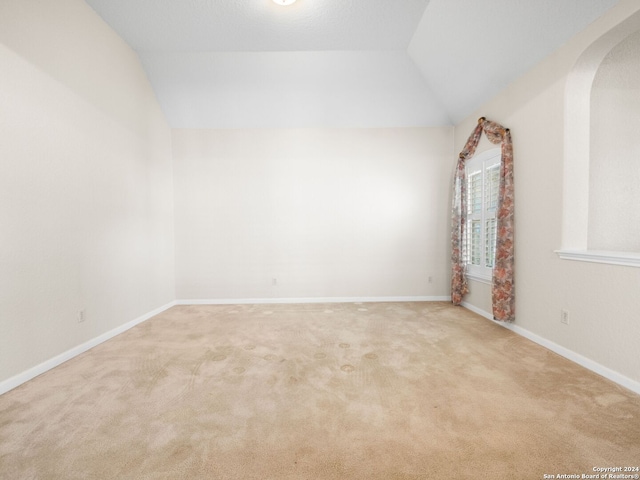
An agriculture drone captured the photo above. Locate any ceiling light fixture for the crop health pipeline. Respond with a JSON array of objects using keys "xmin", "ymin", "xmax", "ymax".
[{"xmin": 272, "ymin": 0, "xmax": 297, "ymax": 5}]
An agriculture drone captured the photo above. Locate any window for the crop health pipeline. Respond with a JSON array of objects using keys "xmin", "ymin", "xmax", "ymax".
[{"xmin": 465, "ymin": 148, "xmax": 501, "ymax": 282}]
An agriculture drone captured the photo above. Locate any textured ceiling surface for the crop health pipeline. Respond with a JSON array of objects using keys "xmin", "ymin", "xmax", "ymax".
[{"xmin": 84, "ymin": 0, "xmax": 621, "ymax": 128}]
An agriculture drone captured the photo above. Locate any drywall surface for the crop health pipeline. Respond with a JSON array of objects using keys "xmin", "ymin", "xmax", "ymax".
[
  {"xmin": 0, "ymin": 0, "xmax": 175, "ymax": 383},
  {"xmin": 408, "ymin": 0, "xmax": 619, "ymax": 124},
  {"xmin": 139, "ymin": 50, "xmax": 450, "ymax": 129},
  {"xmin": 454, "ymin": 0, "xmax": 640, "ymax": 385},
  {"xmin": 589, "ymin": 29, "xmax": 640, "ymax": 251},
  {"xmin": 173, "ymin": 127, "xmax": 452, "ymax": 300}
]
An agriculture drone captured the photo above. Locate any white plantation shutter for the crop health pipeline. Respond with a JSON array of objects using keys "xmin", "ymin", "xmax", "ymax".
[
  {"xmin": 467, "ymin": 169, "xmax": 483, "ymax": 266},
  {"xmin": 485, "ymin": 217, "xmax": 497, "ymax": 267},
  {"xmin": 484, "ymin": 164, "xmax": 499, "ymax": 268},
  {"xmin": 465, "ymin": 149, "xmax": 501, "ymax": 280}
]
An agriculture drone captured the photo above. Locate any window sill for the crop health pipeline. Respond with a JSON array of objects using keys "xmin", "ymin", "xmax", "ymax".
[
  {"xmin": 465, "ymin": 272, "xmax": 492, "ymax": 285},
  {"xmin": 555, "ymin": 249, "xmax": 640, "ymax": 268}
]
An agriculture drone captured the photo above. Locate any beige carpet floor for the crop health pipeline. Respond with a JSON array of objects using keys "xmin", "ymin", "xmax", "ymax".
[{"xmin": 1, "ymin": 302, "xmax": 639, "ymax": 479}]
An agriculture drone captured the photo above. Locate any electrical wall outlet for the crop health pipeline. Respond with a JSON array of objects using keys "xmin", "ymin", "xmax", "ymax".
[
  {"xmin": 77, "ymin": 309, "xmax": 86, "ymax": 323},
  {"xmin": 561, "ymin": 309, "xmax": 569, "ymax": 325}
]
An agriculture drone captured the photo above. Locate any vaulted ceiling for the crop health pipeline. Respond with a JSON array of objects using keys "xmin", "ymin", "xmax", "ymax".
[{"xmin": 85, "ymin": 0, "xmax": 620, "ymax": 129}]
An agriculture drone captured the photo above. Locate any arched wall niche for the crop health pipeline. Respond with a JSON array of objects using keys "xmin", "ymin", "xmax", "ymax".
[
  {"xmin": 559, "ymin": 9, "xmax": 640, "ymax": 266},
  {"xmin": 589, "ymin": 29, "xmax": 640, "ymax": 252}
]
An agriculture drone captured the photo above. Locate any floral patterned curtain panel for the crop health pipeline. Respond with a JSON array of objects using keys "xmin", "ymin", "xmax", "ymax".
[{"xmin": 451, "ymin": 117, "xmax": 515, "ymax": 322}]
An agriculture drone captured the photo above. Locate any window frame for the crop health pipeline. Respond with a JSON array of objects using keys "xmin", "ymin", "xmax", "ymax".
[{"xmin": 465, "ymin": 148, "xmax": 501, "ymax": 283}]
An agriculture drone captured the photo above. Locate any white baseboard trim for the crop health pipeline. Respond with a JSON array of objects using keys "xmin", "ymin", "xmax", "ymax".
[
  {"xmin": 461, "ymin": 302, "xmax": 640, "ymax": 396},
  {"xmin": 176, "ymin": 296, "xmax": 451, "ymax": 305},
  {"xmin": 460, "ymin": 302, "xmax": 495, "ymax": 321},
  {"xmin": 7, "ymin": 297, "xmax": 636, "ymax": 398},
  {"xmin": 0, "ymin": 301, "xmax": 176, "ymax": 396}
]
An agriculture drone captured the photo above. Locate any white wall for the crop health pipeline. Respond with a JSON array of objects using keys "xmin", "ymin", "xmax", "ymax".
[
  {"xmin": 0, "ymin": 0, "xmax": 175, "ymax": 384},
  {"xmin": 589, "ymin": 29, "xmax": 640, "ymax": 251},
  {"xmin": 173, "ymin": 127, "xmax": 453, "ymax": 300},
  {"xmin": 456, "ymin": 0, "xmax": 640, "ymax": 386}
]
